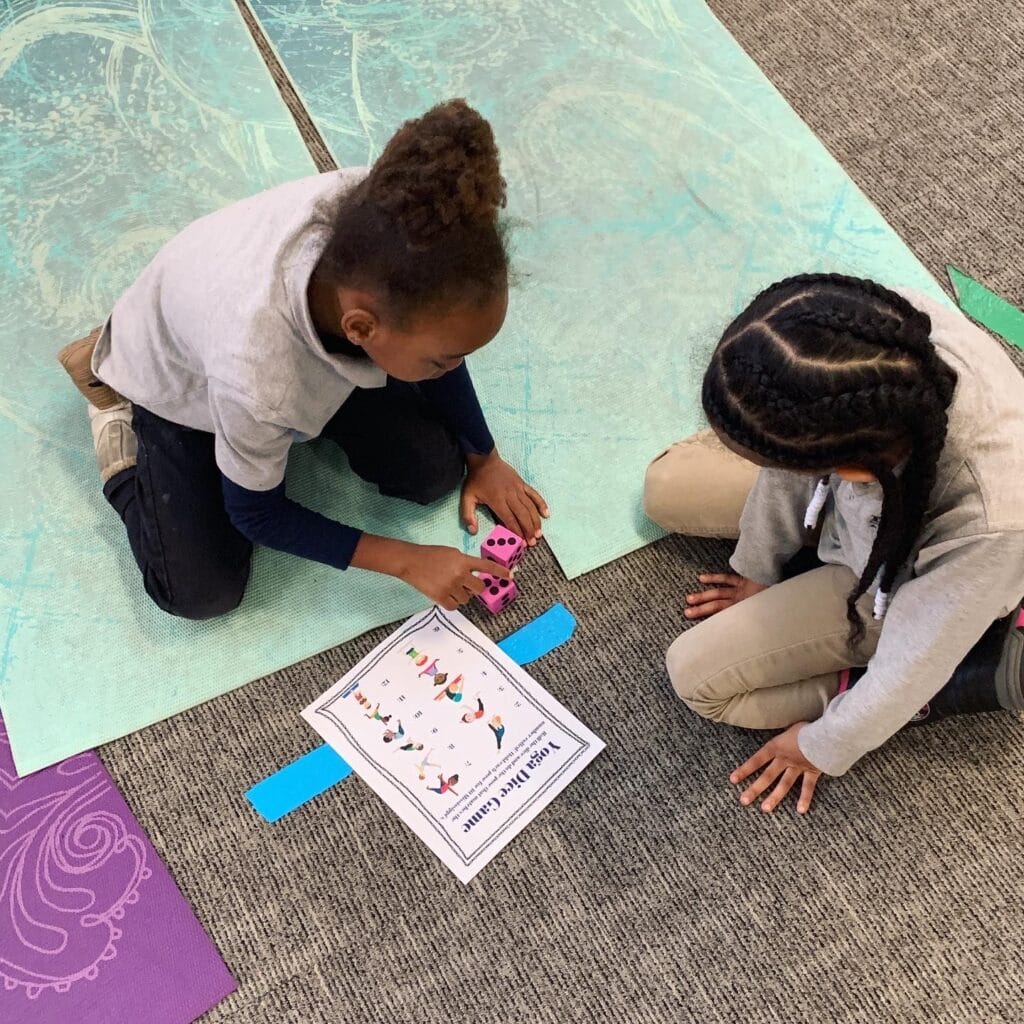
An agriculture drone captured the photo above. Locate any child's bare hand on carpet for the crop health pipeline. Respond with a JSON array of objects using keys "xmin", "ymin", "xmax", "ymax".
[
  {"xmin": 461, "ymin": 449, "xmax": 549, "ymax": 546},
  {"xmin": 730, "ymin": 723, "xmax": 823, "ymax": 814},
  {"xmin": 685, "ymin": 573, "xmax": 767, "ymax": 619}
]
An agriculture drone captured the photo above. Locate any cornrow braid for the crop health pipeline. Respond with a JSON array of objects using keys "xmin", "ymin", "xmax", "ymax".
[{"xmin": 702, "ymin": 273, "xmax": 957, "ymax": 647}]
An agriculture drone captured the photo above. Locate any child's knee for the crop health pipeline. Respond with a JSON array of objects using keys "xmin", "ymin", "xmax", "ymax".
[
  {"xmin": 389, "ymin": 451, "xmax": 465, "ymax": 505},
  {"xmin": 665, "ymin": 631, "xmax": 730, "ymax": 722},
  {"xmin": 144, "ymin": 566, "xmax": 248, "ymax": 621},
  {"xmin": 643, "ymin": 435, "xmax": 728, "ymax": 535},
  {"xmin": 642, "ymin": 448, "xmax": 682, "ymax": 531},
  {"xmin": 644, "ymin": 430, "xmax": 752, "ymax": 538}
]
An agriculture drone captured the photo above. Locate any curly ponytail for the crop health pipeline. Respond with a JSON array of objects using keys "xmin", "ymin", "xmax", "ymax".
[
  {"xmin": 317, "ymin": 99, "xmax": 509, "ymax": 321},
  {"xmin": 702, "ymin": 273, "xmax": 957, "ymax": 647},
  {"xmin": 368, "ymin": 98, "xmax": 506, "ymax": 242}
]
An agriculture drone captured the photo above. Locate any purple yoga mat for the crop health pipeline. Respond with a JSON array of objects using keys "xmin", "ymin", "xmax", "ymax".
[{"xmin": 1, "ymin": 715, "xmax": 236, "ymax": 1023}]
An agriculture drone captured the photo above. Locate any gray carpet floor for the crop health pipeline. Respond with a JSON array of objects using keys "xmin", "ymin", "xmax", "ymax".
[{"xmin": 101, "ymin": 3, "xmax": 1024, "ymax": 1022}]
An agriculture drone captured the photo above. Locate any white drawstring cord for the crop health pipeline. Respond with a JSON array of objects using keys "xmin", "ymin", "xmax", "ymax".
[
  {"xmin": 802, "ymin": 474, "xmax": 890, "ymax": 621},
  {"xmin": 803, "ymin": 477, "xmax": 830, "ymax": 530}
]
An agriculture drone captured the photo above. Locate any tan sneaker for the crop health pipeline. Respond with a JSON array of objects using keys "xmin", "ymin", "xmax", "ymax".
[
  {"xmin": 57, "ymin": 327, "xmax": 124, "ymax": 410},
  {"xmin": 88, "ymin": 402, "xmax": 137, "ymax": 483}
]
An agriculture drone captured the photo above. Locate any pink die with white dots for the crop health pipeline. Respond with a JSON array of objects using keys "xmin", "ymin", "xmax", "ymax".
[
  {"xmin": 481, "ymin": 525, "xmax": 526, "ymax": 569},
  {"xmin": 475, "ymin": 571, "xmax": 519, "ymax": 614}
]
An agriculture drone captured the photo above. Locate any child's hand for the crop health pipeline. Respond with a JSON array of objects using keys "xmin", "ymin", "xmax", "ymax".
[
  {"xmin": 350, "ymin": 535, "xmax": 511, "ymax": 610},
  {"xmin": 685, "ymin": 573, "xmax": 767, "ymax": 619},
  {"xmin": 730, "ymin": 723, "xmax": 823, "ymax": 814},
  {"xmin": 461, "ymin": 450, "xmax": 549, "ymax": 546},
  {"xmin": 401, "ymin": 545, "xmax": 512, "ymax": 611}
]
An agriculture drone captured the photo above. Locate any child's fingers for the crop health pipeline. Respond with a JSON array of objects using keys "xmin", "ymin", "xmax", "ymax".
[
  {"xmin": 500, "ymin": 494, "xmax": 528, "ymax": 535},
  {"xmin": 687, "ymin": 588, "xmax": 732, "ymax": 605},
  {"xmin": 761, "ymin": 766, "xmax": 800, "ymax": 813},
  {"xmin": 731, "ymin": 746, "xmax": 773, "ymax": 784},
  {"xmin": 502, "ymin": 499, "xmax": 537, "ymax": 546},
  {"xmin": 739, "ymin": 760, "xmax": 784, "ymax": 806},
  {"xmin": 489, "ymin": 498, "xmax": 520, "ymax": 537},
  {"xmin": 462, "ymin": 573, "xmax": 486, "ymax": 596},
  {"xmin": 460, "ymin": 489, "xmax": 479, "ymax": 534},
  {"xmin": 525, "ymin": 485, "xmax": 551, "ymax": 518},
  {"xmin": 470, "ymin": 556, "xmax": 511, "ymax": 580},
  {"xmin": 509, "ymin": 493, "xmax": 541, "ymax": 541},
  {"xmin": 697, "ymin": 573, "xmax": 742, "ymax": 586},
  {"xmin": 797, "ymin": 772, "xmax": 820, "ymax": 814},
  {"xmin": 684, "ymin": 599, "xmax": 730, "ymax": 619},
  {"xmin": 518, "ymin": 493, "xmax": 542, "ymax": 537}
]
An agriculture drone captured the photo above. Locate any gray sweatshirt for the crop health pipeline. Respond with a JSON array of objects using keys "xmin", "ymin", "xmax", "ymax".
[
  {"xmin": 92, "ymin": 168, "xmax": 382, "ymax": 491},
  {"xmin": 729, "ymin": 289, "xmax": 1024, "ymax": 775}
]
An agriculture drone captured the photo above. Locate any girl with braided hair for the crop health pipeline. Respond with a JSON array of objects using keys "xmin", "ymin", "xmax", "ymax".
[
  {"xmin": 645, "ymin": 274, "xmax": 1024, "ymax": 814},
  {"xmin": 58, "ymin": 100, "xmax": 547, "ymax": 618}
]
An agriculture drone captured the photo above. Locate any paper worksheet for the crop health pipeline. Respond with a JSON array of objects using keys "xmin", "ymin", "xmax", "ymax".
[{"xmin": 302, "ymin": 607, "xmax": 604, "ymax": 883}]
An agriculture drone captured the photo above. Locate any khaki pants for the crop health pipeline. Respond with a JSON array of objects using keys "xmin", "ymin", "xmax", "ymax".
[{"xmin": 644, "ymin": 431, "xmax": 882, "ymax": 729}]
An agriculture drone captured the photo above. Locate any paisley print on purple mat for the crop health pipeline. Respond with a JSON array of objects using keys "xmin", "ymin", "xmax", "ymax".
[
  {"xmin": 0, "ymin": 719, "xmax": 151, "ymax": 999},
  {"xmin": 1, "ymin": 714, "xmax": 235, "ymax": 1024}
]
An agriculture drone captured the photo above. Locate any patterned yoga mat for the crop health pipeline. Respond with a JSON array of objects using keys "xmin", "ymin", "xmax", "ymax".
[
  {"xmin": 1, "ymin": 0, "xmax": 949, "ymax": 775},
  {"xmin": 0, "ymin": 0, "xmax": 466, "ymax": 775},
  {"xmin": 0, "ymin": 715, "xmax": 236, "ymax": 1023},
  {"xmin": 249, "ymin": 0, "xmax": 949, "ymax": 578}
]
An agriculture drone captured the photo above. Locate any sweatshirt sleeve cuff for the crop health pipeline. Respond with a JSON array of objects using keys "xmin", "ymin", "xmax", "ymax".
[
  {"xmin": 458, "ymin": 431, "xmax": 495, "ymax": 457},
  {"xmin": 334, "ymin": 525, "xmax": 363, "ymax": 570},
  {"xmin": 797, "ymin": 716, "xmax": 856, "ymax": 776},
  {"xmin": 728, "ymin": 545, "xmax": 784, "ymax": 587}
]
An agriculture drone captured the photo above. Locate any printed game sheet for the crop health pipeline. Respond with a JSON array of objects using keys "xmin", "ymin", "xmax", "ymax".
[{"xmin": 303, "ymin": 607, "xmax": 604, "ymax": 883}]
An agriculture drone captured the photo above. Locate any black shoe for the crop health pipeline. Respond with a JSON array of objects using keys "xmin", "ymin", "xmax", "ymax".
[
  {"xmin": 844, "ymin": 597, "xmax": 1024, "ymax": 728},
  {"xmin": 995, "ymin": 601, "xmax": 1024, "ymax": 712}
]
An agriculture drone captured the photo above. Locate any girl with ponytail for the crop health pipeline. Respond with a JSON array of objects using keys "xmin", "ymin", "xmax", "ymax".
[
  {"xmin": 61, "ymin": 100, "xmax": 547, "ymax": 619},
  {"xmin": 644, "ymin": 274, "xmax": 1024, "ymax": 813}
]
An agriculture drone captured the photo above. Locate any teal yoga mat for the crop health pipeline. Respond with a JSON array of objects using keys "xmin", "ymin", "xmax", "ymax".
[
  {"xmin": 0, "ymin": 0, "xmax": 482, "ymax": 774},
  {"xmin": 1, "ymin": 0, "xmax": 951, "ymax": 776},
  {"xmin": 249, "ymin": 0, "xmax": 949, "ymax": 580}
]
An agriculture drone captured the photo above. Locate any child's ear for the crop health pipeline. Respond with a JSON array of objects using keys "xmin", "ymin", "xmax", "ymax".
[{"xmin": 340, "ymin": 307, "xmax": 378, "ymax": 346}]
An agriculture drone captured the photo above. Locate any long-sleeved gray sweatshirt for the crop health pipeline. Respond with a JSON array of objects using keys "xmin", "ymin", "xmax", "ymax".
[{"xmin": 728, "ymin": 289, "xmax": 1024, "ymax": 776}]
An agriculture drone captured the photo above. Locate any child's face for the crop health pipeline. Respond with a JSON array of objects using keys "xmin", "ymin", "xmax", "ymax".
[{"xmin": 343, "ymin": 287, "xmax": 508, "ymax": 383}]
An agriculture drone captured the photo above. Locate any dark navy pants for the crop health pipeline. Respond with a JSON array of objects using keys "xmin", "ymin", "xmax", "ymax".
[{"xmin": 104, "ymin": 381, "xmax": 465, "ymax": 620}]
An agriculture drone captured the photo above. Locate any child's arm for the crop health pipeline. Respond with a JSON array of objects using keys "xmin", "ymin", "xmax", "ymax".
[
  {"xmin": 729, "ymin": 468, "xmax": 819, "ymax": 585},
  {"xmin": 214, "ymin": 398, "xmax": 364, "ymax": 572},
  {"xmin": 798, "ymin": 528, "xmax": 1024, "ymax": 776},
  {"xmin": 417, "ymin": 361, "xmax": 494, "ymax": 456},
  {"xmin": 212, "ymin": 383, "xmax": 509, "ymax": 608},
  {"xmin": 223, "ymin": 480, "xmax": 508, "ymax": 609},
  {"xmin": 222, "ymin": 476, "xmax": 361, "ymax": 570},
  {"xmin": 419, "ymin": 361, "xmax": 549, "ymax": 544}
]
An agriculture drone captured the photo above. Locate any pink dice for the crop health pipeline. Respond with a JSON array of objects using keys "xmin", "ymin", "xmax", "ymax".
[
  {"xmin": 475, "ymin": 571, "xmax": 518, "ymax": 614},
  {"xmin": 481, "ymin": 525, "xmax": 526, "ymax": 569}
]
